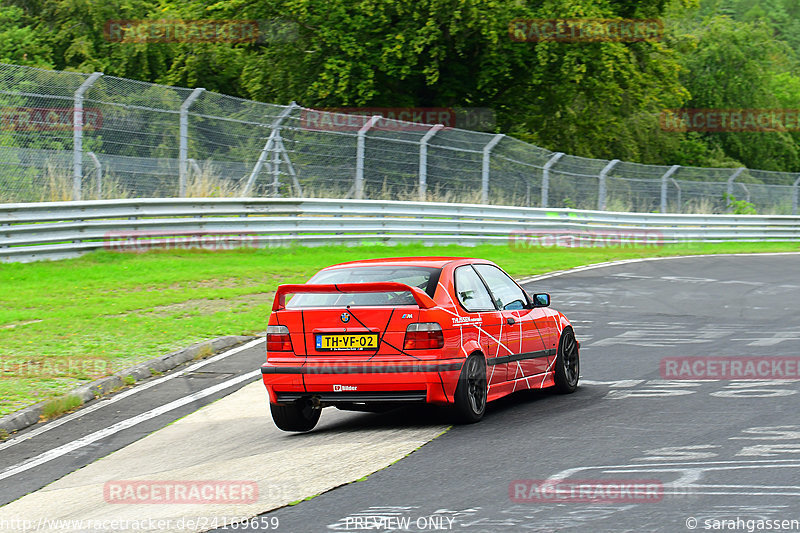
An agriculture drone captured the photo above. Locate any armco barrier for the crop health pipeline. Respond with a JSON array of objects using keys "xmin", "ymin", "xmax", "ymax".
[{"xmin": 1, "ymin": 198, "xmax": 799, "ymax": 262}]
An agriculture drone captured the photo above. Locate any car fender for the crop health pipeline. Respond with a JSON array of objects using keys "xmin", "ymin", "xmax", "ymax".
[
  {"xmin": 459, "ymin": 339, "xmax": 484, "ymax": 362},
  {"xmin": 553, "ymin": 311, "xmax": 572, "ymax": 334}
]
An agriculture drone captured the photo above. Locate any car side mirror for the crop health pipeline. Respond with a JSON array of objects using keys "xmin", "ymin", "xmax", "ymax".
[{"xmin": 530, "ymin": 293, "xmax": 550, "ymax": 308}]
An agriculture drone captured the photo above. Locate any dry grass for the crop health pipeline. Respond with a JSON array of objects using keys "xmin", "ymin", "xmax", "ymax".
[
  {"xmin": 0, "ymin": 161, "xmax": 789, "ymax": 216},
  {"xmin": 39, "ymin": 162, "xmax": 130, "ymax": 202},
  {"xmin": 682, "ymin": 197, "xmax": 717, "ymax": 214},
  {"xmin": 184, "ymin": 163, "xmax": 244, "ymax": 198},
  {"xmin": 43, "ymin": 162, "xmax": 73, "ymax": 202}
]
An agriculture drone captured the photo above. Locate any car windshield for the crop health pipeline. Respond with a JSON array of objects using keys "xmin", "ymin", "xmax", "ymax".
[{"xmin": 287, "ymin": 266, "xmax": 441, "ymax": 308}]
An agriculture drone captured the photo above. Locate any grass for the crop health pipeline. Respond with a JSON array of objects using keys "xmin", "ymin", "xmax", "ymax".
[
  {"xmin": 40, "ymin": 394, "xmax": 82, "ymax": 419},
  {"xmin": 0, "ymin": 241, "xmax": 798, "ymax": 419}
]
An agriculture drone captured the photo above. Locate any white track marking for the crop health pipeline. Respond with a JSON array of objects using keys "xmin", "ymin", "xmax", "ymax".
[
  {"xmin": 516, "ymin": 252, "xmax": 800, "ymax": 285},
  {"xmin": 0, "ymin": 338, "xmax": 265, "ymax": 453},
  {"xmin": 0, "ymin": 370, "xmax": 260, "ymax": 482}
]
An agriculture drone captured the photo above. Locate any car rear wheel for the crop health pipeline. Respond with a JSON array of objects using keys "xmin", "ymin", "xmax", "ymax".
[
  {"xmin": 553, "ymin": 328, "xmax": 580, "ymax": 393},
  {"xmin": 270, "ymin": 399, "xmax": 321, "ymax": 432},
  {"xmin": 453, "ymin": 354, "xmax": 487, "ymax": 423}
]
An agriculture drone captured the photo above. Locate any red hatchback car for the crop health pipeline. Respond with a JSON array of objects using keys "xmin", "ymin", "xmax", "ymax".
[{"xmin": 261, "ymin": 257, "xmax": 579, "ymax": 431}]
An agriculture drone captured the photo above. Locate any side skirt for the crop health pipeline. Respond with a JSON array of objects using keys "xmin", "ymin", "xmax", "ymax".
[{"xmin": 487, "ymin": 371, "xmax": 556, "ymax": 402}]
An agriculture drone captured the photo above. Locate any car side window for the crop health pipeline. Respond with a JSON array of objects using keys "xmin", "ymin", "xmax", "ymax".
[
  {"xmin": 454, "ymin": 266, "xmax": 496, "ymax": 312},
  {"xmin": 474, "ymin": 264, "xmax": 527, "ymax": 311}
]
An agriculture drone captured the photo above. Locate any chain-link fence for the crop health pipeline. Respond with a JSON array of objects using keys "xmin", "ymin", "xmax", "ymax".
[{"xmin": 2, "ymin": 62, "xmax": 799, "ymax": 213}]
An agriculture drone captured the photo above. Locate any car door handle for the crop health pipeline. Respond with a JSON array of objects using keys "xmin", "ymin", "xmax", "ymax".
[{"xmin": 507, "ymin": 317, "xmax": 516, "ymax": 325}]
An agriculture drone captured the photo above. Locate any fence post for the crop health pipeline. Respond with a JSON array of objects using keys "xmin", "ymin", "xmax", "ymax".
[
  {"xmin": 659, "ymin": 164, "xmax": 680, "ymax": 213},
  {"xmin": 187, "ymin": 158, "xmax": 202, "ymax": 176},
  {"xmin": 73, "ymin": 72, "xmax": 103, "ymax": 201},
  {"xmin": 178, "ymin": 87, "xmax": 205, "ymax": 197},
  {"xmin": 481, "ymin": 134, "xmax": 505, "ymax": 204},
  {"xmin": 243, "ymin": 102, "xmax": 297, "ymax": 196},
  {"xmin": 276, "ymin": 135, "xmax": 303, "ymax": 197},
  {"xmin": 419, "ymin": 124, "xmax": 444, "ymax": 202},
  {"xmin": 541, "ymin": 152, "xmax": 564, "ymax": 208},
  {"xmin": 726, "ymin": 168, "xmax": 746, "ymax": 212},
  {"xmin": 671, "ymin": 178, "xmax": 682, "ymax": 213},
  {"xmin": 271, "ymin": 131, "xmax": 283, "ymax": 196},
  {"xmin": 597, "ymin": 159, "xmax": 620, "ymax": 211},
  {"xmin": 793, "ymin": 175, "xmax": 800, "ymax": 216},
  {"xmin": 87, "ymin": 152, "xmax": 102, "ymax": 199},
  {"xmin": 355, "ymin": 115, "xmax": 382, "ymax": 200}
]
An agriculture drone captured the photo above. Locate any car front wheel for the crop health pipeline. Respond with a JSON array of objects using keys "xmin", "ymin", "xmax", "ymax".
[{"xmin": 553, "ymin": 328, "xmax": 580, "ymax": 393}]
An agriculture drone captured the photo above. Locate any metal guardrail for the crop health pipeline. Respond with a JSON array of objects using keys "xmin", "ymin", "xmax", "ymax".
[{"xmin": 1, "ymin": 198, "xmax": 799, "ymax": 263}]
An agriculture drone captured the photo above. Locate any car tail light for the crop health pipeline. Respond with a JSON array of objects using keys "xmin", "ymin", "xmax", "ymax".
[
  {"xmin": 267, "ymin": 325, "xmax": 293, "ymax": 352},
  {"xmin": 403, "ymin": 322, "xmax": 444, "ymax": 350}
]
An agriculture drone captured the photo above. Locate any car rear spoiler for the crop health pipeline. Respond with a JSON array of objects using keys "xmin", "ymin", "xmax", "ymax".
[{"xmin": 273, "ymin": 282, "xmax": 437, "ymax": 311}]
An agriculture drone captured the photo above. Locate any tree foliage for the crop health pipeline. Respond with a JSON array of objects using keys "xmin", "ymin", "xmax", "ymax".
[{"xmin": 1, "ymin": 0, "xmax": 799, "ymax": 173}]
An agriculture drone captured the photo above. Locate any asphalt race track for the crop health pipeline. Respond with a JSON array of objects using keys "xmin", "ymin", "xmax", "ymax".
[
  {"xmin": 2, "ymin": 253, "xmax": 800, "ymax": 533},
  {"xmin": 238, "ymin": 254, "xmax": 800, "ymax": 532}
]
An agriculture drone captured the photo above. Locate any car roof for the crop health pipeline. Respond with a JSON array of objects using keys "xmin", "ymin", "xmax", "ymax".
[{"xmin": 323, "ymin": 257, "xmax": 488, "ymax": 270}]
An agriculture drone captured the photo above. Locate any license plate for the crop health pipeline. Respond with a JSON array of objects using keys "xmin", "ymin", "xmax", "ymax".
[{"xmin": 315, "ymin": 333, "xmax": 378, "ymax": 351}]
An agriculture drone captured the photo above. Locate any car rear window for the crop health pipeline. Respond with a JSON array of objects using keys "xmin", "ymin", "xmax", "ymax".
[{"xmin": 287, "ymin": 266, "xmax": 442, "ymax": 308}]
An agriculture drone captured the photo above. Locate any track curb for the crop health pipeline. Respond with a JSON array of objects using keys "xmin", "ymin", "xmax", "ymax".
[{"xmin": 0, "ymin": 335, "xmax": 257, "ymax": 437}]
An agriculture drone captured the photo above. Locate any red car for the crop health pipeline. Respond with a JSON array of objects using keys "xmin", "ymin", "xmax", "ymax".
[{"xmin": 261, "ymin": 257, "xmax": 579, "ymax": 431}]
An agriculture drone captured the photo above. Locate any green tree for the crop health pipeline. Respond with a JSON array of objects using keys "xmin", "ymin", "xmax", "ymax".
[
  {"xmin": 0, "ymin": 5, "xmax": 52, "ymax": 66},
  {"xmin": 678, "ymin": 15, "xmax": 800, "ymax": 171}
]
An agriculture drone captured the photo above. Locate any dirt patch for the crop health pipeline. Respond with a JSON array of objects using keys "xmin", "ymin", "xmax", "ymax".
[
  {"xmin": 166, "ymin": 278, "xmax": 259, "ymax": 290},
  {"xmin": 110, "ymin": 292, "xmax": 276, "ymax": 318},
  {"xmin": 0, "ymin": 320, "xmax": 43, "ymax": 330}
]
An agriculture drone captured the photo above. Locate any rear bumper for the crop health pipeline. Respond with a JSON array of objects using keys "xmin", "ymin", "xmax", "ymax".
[
  {"xmin": 275, "ymin": 390, "xmax": 428, "ymax": 403},
  {"xmin": 261, "ymin": 359, "xmax": 464, "ymax": 405}
]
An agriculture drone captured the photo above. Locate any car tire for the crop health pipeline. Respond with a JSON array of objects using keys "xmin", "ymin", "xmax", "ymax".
[
  {"xmin": 453, "ymin": 353, "xmax": 487, "ymax": 424},
  {"xmin": 270, "ymin": 400, "xmax": 321, "ymax": 432},
  {"xmin": 553, "ymin": 328, "xmax": 580, "ymax": 394}
]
